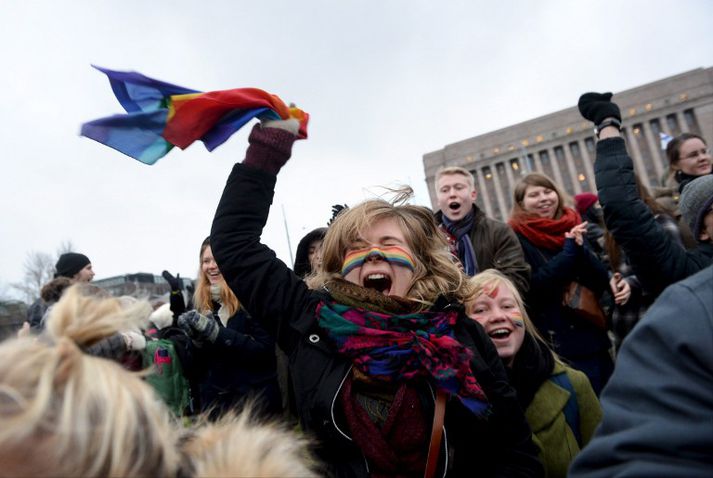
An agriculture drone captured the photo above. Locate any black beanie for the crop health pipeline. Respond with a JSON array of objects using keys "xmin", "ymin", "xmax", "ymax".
[{"xmin": 54, "ymin": 252, "xmax": 91, "ymax": 278}]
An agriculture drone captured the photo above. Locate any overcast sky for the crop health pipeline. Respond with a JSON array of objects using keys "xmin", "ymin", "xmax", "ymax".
[{"xmin": 2, "ymin": 0, "xmax": 711, "ymax": 299}]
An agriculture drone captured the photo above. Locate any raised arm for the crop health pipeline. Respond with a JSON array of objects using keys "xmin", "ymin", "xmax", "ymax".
[
  {"xmin": 210, "ymin": 123, "xmax": 316, "ymax": 354},
  {"xmin": 578, "ymin": 92, "xmax": 706, "ymax": 295}
]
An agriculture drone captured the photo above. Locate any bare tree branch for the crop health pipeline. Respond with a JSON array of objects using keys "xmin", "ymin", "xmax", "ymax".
[{"xmin": 11, "ymin": 250, "xmax": 56, "ymax": 303}]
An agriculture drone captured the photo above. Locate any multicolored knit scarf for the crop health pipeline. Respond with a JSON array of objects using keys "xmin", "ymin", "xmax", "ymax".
[
  {"xmin": 316, "ymin": 281, "xmax": 490, "ymax": 416},
  {"xmin": 509, "ymin": 207, "xmax": 582, "ymax": 250}
]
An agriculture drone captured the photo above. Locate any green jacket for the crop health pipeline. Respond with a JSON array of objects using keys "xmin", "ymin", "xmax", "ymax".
[{"xmin": 525, "ymin": 363, "xmax": 601, "ymax": 478}]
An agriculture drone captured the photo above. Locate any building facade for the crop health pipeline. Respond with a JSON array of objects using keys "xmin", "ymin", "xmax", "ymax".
[
  {"xmin": 93, "ymin": 273, "xmax": 193, "ymax": 302},
  {"xmin": 423, "ymin": 67, "xmax": 713, "ymax": 221}
]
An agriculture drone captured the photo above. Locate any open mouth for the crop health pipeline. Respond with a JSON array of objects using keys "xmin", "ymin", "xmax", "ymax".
[
  {"xmin": 488, "ymin": 328, "xmax": 511, "ymax": 340},
  {"xmin": 363, "ymin": 273, "xmax": 392, "ymax": 294},
  {"xmin": 448, "ymin": 201, "xmax": 461, "ymax": 211}
]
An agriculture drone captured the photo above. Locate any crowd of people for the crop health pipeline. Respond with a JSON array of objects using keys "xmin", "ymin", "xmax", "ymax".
[{"xmin": 3, "ymin": 92, "xmax": 713, "ymax": 477}]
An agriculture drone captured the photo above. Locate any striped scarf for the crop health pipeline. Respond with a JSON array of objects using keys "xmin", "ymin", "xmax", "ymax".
[{"xmin": 316, "ymin": 281, "xmax": 490, "ymax": 416}]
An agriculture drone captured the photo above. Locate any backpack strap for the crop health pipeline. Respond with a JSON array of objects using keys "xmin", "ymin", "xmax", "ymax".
[
  {"xmin": 424, "ymin": 390, "xmax": 447, "ymax": 478},
  {"xmin": 550, "ymin": 371, "xmax": 582, "ymax": 447}
]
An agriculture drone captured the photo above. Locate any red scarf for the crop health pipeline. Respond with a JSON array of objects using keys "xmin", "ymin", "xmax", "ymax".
[{"xmin": 509, "ymin": 207, "xmax": 582, "ymax": 250}]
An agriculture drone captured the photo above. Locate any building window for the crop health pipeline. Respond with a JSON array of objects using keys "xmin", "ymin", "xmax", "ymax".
[
  {"xmin": 584, "ymin": 137, "xmax": 595, "ymax": 153},
  {"xmin": 538, "ymin": 150, "xmax": 555, "ymax": 181},
  {"xmin": 482, "ymin": 166, "xmax": 502, "ymax": 221},
  {"xmin": 470, "ymin": 169, "xmax": 485, "ymax": 210},
  {"xmin": 649, "ymin": 118, "xmax": 662, "ymax": 136},
  {"xmin": 631, "ymin": 123, "xmax": 659, "ymax": 186},
  {"xmin": 569, "ymin": 141, "xmax": 594, "ymax": 191},
  {"xmin": 510, "ymin": 158, "xmax": 521, "ymax": 173},
  {"xmin": 554, "ymin": 146, "xmax": 574, "ymax": 194},
  {"xmin": 683, "ymin": 108, "xmax": 701, "ymax": 135},
  {"xmin": 666, "ymin": 113, "xmax": 681, "ymax": 136}
]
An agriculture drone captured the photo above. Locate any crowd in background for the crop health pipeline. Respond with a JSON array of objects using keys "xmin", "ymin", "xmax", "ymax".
[{"xmin": 2, "ymin": 93, "xmax": 712, "ymax": 477}]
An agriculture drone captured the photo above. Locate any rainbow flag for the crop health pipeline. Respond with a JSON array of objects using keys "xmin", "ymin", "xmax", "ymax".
[{"xmin": 80, "ymin": 66, "xmax": 309, "ymax": 165}]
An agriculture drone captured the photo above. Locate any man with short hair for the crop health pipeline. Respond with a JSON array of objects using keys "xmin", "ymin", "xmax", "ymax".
[
  {"xmin": 434, "ymin": 166, "xmax": 530, "ymax": 293},
  {"xmin": 26, "ymin": 252, "xmax": 95, "ymax": 330}
]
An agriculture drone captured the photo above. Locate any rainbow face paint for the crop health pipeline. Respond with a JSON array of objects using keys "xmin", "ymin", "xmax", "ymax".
[
  {"xmin": 341, "ymin": 246, "xmax": 416, "ymax": 276},
  {"xmin": 508, "ymin": 312, "xmax": 525, "ymax": 328}
]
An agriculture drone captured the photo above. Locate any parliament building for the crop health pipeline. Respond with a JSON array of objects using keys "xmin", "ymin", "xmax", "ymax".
[{"xmin": 423, "ymin": 67, "xmax": 713, "ymax": 221}]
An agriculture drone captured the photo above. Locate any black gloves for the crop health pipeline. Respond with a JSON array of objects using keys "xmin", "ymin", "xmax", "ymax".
[
  {"xmin": 162, "ymin": 270, "xmax": 183, "ymax": 292},
  {"xmin": 578, "ymin": 92, "xmax": 621, "ymax": 124}
]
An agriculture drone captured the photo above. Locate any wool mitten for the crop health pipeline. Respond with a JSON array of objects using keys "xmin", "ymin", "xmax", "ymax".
[
  {"xmin": 122, "ymin": 331, "xmax": 147, "ymax": 351},
  {"xmin": 242, "ymin": 121, "xmax": 298, "ymax": 175},
  {"xmin": 578, "ymin": 92, "xmax": 621, "ymax": 124},
  {"xmin": 180, "ymin": 310, "xmax": 220, "ymax": 343}
]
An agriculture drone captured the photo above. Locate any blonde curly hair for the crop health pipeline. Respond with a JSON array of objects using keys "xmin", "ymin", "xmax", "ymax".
[{"xmin": 307, "ymin": 197, "xmax": 473, "ymax": 309}]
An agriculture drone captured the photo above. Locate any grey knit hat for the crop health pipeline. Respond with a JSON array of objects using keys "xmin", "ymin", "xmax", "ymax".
[{"xmin": 679, "ymin": 175, "xmax": 713, "ymax": 240}]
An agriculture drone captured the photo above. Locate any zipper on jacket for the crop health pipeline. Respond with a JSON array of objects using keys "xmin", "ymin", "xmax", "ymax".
[{"xmin": 330, "ymin": 364, "xmax": 370, "ymax": 474}]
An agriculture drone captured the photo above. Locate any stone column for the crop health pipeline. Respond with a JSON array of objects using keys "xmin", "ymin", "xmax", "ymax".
[
  {"xmin": 548, "ymin": 147, "xmax": 566, "ymax": 188},
  {"xmin": 476, "ymin": 166, "xmax": 494, "ymax": 218},
  {"xmin": 577, "ymin": 139, "xmax": 597, "ymax": 193},
  {"xmin": 623, "ymin": 127, "xmax": 651, "ymax": 188},
  {"xmin": 491, "ymin": 163, "xmax": 508, "ymax": 221},
  {"xmin": 642, "ymin": 120, "xmax": 665, "ymax": 178},
  {"xmin": 562, "ymin": 143, "xmax": 582, "ymax": 194}
]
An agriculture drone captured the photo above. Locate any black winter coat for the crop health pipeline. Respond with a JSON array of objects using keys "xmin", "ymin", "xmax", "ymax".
[
  {"xmin": 516, "ymin": 235, "xmax": 611, "ymax": 361},
  {"xmin": 596, "ymin": 138, "xmax": 713, "ymax": 296},
  {"xmin": 211, "ymin": 160, "xmax": 543, "ymax": 477},
  {"xmin": 191, "ymin": 305, "xmax": 281, "ymax": 418}
]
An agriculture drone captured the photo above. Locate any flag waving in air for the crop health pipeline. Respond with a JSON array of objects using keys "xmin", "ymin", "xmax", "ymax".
[{"xmin": 81, "ymin": 66, "xmax": 309, "ymax": 165}]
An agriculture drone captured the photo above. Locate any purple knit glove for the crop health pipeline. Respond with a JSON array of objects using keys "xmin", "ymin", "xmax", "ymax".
[{"xmin": 242, "ymin": 122, "xmax": 299, "ymax": 175}]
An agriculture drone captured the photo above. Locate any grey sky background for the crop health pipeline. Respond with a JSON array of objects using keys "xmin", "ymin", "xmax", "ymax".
[{"xmin": 2, "ymin": 1, "xmax": 711, "ymax": 299}]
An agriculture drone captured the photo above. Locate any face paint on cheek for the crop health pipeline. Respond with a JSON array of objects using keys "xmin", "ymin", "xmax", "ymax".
[
  {"xmin": 508, "ymin": 312, "xmax": 525, "ymax": 328},
  {"xmin": 380, "ymin": 246, "xmax": 416, "ymax": 272},
  {"xmin": 341, "ymin": 249, "xmax": 370, "ymax": 276}
]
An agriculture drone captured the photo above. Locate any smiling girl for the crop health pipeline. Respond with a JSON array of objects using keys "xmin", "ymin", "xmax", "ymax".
[
  {"xmin": 466, "ymin": 270, "xmax": 601, "ymax": 478},
  {"xmin": 177, "ymin": 237, "xmax": 282, "ymax": 419},
  {"xmin": 209, "ymin": 119, "xmax": 542, "ymax": 477},
  {"xmin": 508, "ymin": 173, "xmax": 627, "ymax": 394}
]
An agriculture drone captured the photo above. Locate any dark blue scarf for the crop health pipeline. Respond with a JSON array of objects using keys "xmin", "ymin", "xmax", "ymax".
[{"xmin": 441, "ymin": 210, "xmax": 479, "ymax": 276}]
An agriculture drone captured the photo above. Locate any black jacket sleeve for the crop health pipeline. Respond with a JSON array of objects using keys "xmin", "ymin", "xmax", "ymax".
[
  {"xmin": 212, "ymin": 312, "xmax": 276, "ymax": 361},
  {"xmin": 454, "ymin": 318, "xmax": 544, "ymax": 477},
  {"xmin": 526, "ymin": 238, "xmax": 580, "ymax": 297},
  {"xmin": 210, "ymin": 145, "xmax": 315, "ymax": 356},
  {"xmin": 595, "ymin": 137, "xmax": 711, "ymax": 295}
]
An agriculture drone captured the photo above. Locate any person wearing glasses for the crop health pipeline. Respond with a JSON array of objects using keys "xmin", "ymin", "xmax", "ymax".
[{"xmin": 654, "ymin": 133, "xmax": 712, "ymax": 247}]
